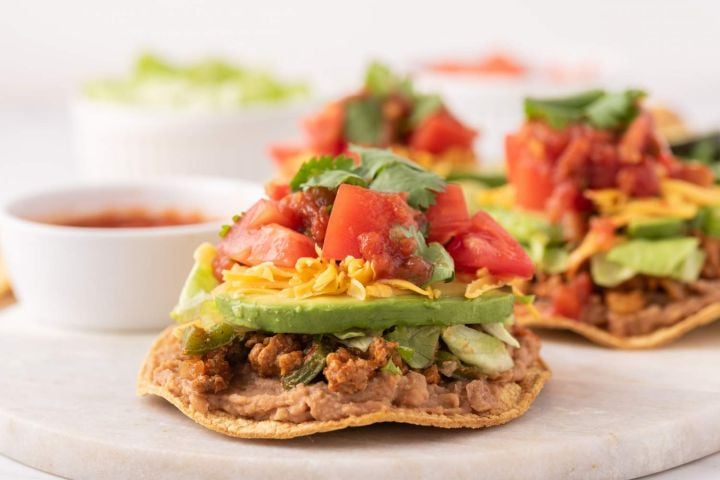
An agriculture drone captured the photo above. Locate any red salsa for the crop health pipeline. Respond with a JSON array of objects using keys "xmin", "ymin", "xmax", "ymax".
[{"xmin": 44, "ymin": 208, "xmax": 207, "ymax": 228}]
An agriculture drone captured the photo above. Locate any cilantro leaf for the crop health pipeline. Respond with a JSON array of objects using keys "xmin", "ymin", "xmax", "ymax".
[
  {"xmin": 370, "ymin": 163, "xmax": 446, "ymax": 209},
  {"xmin": 392, "ymin": 224, "xmax": 455, "ymax": 284},
  {"xmin": 524, "ymin": 90, "xmax": 603, "ymax": 129},
  {"xmin": 343, "ymin": 97, "xmax": 383, "ymax": 144},
  {"xmin": 364, "ymin": 61, "xmax": 414, "ymax": 97},
  {"xmin": 289, "ymin": 155, "xmax": 354, "ymax": 191},
  {"xmin": 303, "ymin": 169, "xmax": 368, "ymax": 190},
  {"xmin": 585, "ymin": 89, "xmax": 646, "ymax": 129},
  {"xmin": 524, "ymin": 89, "xmax": 646, "ymax": 130},
  {"xmin": 351, "ymin": 145, "xmax": 424, "ymax": 177}
]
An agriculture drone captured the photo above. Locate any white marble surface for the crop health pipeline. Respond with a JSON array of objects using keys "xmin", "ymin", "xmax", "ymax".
[{"xmin": 0, "ymin": 305, "xmax": 719, "ymax": 480}]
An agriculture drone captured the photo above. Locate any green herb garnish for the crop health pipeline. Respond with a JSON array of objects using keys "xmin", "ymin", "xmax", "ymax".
[
  {"xmin": 289, "ymin": 146, "xmax": 447, "ymax": 210},
  {"xmin": 524, "ymin": 89, "xmax": 645, "ymax": 130}
]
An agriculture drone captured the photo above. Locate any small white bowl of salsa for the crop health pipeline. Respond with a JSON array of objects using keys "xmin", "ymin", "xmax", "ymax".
[{"xmin": 0, "ymin": 177, "xmax": 262, "ymax": 331}]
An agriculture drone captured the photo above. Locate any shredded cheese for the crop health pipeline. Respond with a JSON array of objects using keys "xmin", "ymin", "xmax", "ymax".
[
  {"xmin": 474, "ymin": 184, "xmax": 516, "ymax": 210},
  {"xmin": 587, "ymin": 179, "xmax": 720, "ymax": 227},
  {"xmin": 464, "ymin": 268, "xmax": 506, "ymax": 299},
  {"xmin": 218, "ymin": 255, "xmax": 437, "ymax": 300}
]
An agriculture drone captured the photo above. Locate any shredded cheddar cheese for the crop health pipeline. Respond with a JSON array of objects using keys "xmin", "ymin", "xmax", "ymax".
[
  {"xmin": 218, "ymin": 254, "xmax": 438, "ymax": 300},
  {"xmin": 473, "ymin": 184, "xmax": 516, "ymax": 210},
  {"xmin": 464, "ymin": 268, "xmax": 506, "ymax": 299},
  {"xmin": 587, "ymin": 179, "xmax": 720, "ymax": 227}
]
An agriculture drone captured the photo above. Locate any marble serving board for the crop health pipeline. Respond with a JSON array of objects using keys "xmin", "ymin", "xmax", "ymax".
[{"xmin": 0, "ymin": 305, "xmax": 719, "ymax": 480}]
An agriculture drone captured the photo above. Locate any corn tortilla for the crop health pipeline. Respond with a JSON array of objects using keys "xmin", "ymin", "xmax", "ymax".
[
  {"xmin": 517, "ymin": 302, "xmax": 720, "ymax": 349},
  {"xmin": 137, "ymin": 327, "xmax": 551, "ymax": 439}
]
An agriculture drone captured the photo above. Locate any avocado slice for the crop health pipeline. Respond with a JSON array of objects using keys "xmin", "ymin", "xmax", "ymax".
[
  {"xmin": 626, "ymin": 217, "xmax": 686, "ymax": 239},
  {"xmin": 215, "ymin": 291, "xmax": 515, "ymax": 334}
]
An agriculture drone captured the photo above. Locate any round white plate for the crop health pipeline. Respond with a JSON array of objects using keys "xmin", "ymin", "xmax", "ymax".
[{"xmin": 0, "ymin": 305, "xmax": 719, "ymax": 480}]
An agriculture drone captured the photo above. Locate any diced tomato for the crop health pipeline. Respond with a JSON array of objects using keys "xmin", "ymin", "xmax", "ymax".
[
  {"xmin": 216, "ymin": 199, "xmax": 315, "ymax": 269},
  {"xmin": 265, "ymin": 180, "xmax": 291, "ymax": 201},
  {"xmin": 673, "ymin": 163, "xmax": 715, "ymax": 187},
  {"xmin": 446, "ymin": 211, "xmax": 534, "ymax": 279},
  {"xmin": 513, "ymin": 155, "xmax": 555, "ymax": 211},
  {"xmin": 551, "ymin": 273, "xmax": 592, "ymax": 319},
  {"xmin": 616, "ymin": 161, "xmax": 660, "ymax": 197},
  {"xmin": 322, "ymin": 184, "xmax": 417, "ymax": 260},
  {"xmin": 242, "ymin": 199, "xmax": 299, "ymax": 230},
  {"xmin": 303, "ymin": 102, "xmax": 346, "ymax": 155},
  {"xmin": 269, "ymin": 143, "xmax": 305, "ymax": 167},
  {"xmin": 223, "ymin": 224, "xmax": 316, "ymax": 268},
  {"xmin": 504, "ymin": 133, "xmax": 524, "ymax": 182},
  {"xmin": 426, "ymin": 183, "xmax": 470, "ymax": 244},
  {"xmin": 619, "ymin": 112, "xmax": 652, "ymax": 164},
  {"xmin": 409, "ymin": 111, "xmax": 477, "ymax": 154}
]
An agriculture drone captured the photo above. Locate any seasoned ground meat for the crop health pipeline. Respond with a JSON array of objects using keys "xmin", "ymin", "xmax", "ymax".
[
  {"xmin": 146, "ymin": 325, "xmax": 543, "ymax": 423},
  {"xmin": 538, "ymin": 277, "xmax": 720, "ymax": 337},
  {"xmin": 179, "ymin": 346, "xmax": 234, "ymax": 394},
  {"xmin": 422, "ymin": 365, "xmax": 441, "ymax": 385},
  {"xmin": 323, "ymin": 337, "xmax": 397, "ymax": 394},
  {"xmin": 248, "ymin": 334, "xmax": 303, "ymax": 377}
]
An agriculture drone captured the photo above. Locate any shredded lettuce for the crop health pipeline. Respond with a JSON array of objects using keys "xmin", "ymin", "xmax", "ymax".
[
  {"xmin": 591, "ymin": 237, "xmax": 706, "ymax": 285},
  {"xmin": 481, "ymin": 318, "xmax": 519, "ymax": 348},
  {"xmin": 606, "ymin": 238, "xmax": 700, "ymax": 278},
  {"xmin": 441, "ymin": 325, "xmax": 513, "ymax": 375},
  {"xmin": 171, "ymin": 243, "xmax": 220, "ymax": 323},
  {"xmin": 386, "ymin": 325, "xmax": 442, "ymax": 369}
]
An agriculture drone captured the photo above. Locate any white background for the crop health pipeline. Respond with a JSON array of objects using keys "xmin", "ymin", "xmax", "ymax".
[{"xmin": 2, "ymin": 0, "xmax": 720, "ymax": 121}]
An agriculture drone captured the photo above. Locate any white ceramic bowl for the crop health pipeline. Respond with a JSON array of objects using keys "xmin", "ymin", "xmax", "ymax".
[
  {"xmin": 0, "ymin": 177, "xmax": 262, "ymax": 331},
  {"xmin": 71, "ymin": 98, "xmax": 315, "ymax": 182}
]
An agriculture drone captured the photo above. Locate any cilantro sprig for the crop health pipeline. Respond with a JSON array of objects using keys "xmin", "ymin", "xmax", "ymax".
[
  {"xmin": 342, "ymin": 62, "xmax": 443, "ymax": 142},
  {"xmin": 289, "ymin": 146, "xmax": 447, "ymax": 210},
  {"xmin": 524, "ymin": 89, "xmax": 646, "ymax": 130}
]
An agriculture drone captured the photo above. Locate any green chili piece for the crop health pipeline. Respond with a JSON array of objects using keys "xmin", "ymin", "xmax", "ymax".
[
  {"xmin": 182, "ymin": 323, "xmax": 239, "ymax": 355},
  {"xmin": 281, "ymin": 342, "xmax": 329, "ymax": 390}
]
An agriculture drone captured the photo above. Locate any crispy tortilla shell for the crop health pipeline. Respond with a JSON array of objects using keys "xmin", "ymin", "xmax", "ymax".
[
  {"xmin": 517, "ymin": 302, "xmax": 720, "ymax": 349},
  {"xmin": 137, "ymin": 327, "xmax": 551, "ymax": 439}
]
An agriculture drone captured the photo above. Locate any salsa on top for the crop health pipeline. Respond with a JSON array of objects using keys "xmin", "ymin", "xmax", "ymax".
[
  {"xmin": 214, "ymin": 147, "xmax": 533, "ymax": 286},
  {"xmin": 270, "ymin": 63, "xmax": 478, "ymax": 180}
]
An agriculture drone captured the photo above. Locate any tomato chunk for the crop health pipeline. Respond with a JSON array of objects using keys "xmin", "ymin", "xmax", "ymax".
[
  {"xmin": 216, "ymin": 199, "xmax": 315, "ymax": 270},
  {"xmin": 426, "ymin": 183, "xmax": 470, "ymax": 244},
  {"xmin": 243, "ymin": 199, "xmax": 299, "ymax": 230},
  {"xmin": 224, "ymin": 224, "xmax": 316, "ymax": 267},
  {"xmin": 446, "ymin": 211, "xmax": 534, "ymax": 278},
  {"xmin": 322, "ymin": 184, "xmax": 417, "ymax": 260},
  {"xmin": 551, "ymin": 273, "xmax": 592, "ymax": 319},
  {"xmin": 409, "ymin": 111, "xmax": 476, "ymax": 154},
  {"xmin": 303, "ymin": 102, "xmax": 346, "ymax": 155}
]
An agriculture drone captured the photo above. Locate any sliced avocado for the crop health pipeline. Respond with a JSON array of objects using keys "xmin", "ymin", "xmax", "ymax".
[
  {"xmin": 215, "ymin": 291, "xmax": 515, "ymax": 334},
  {"xmin": 626, "ymin": 217, "xmax": 686, "ymax": 239}
]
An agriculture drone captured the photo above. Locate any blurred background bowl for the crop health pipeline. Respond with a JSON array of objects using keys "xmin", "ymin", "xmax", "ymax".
[{"xmin": 71, "ymin": 98, "xmax": 315, "ymax": 182}]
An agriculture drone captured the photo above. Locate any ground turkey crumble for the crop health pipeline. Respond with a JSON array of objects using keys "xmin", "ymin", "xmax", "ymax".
[
  {"xmin": 148, "ymin": 326, "xmax": 542, "ymax": 423},
  {"xmin": 534, "ymin": 276, "xmax": 720, "ymax": 337}
]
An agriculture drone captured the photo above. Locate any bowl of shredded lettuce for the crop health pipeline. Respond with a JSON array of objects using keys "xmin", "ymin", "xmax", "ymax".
[{"xmin": 73, "ymin": 53, "xmax": 313, "ymax": 181}]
